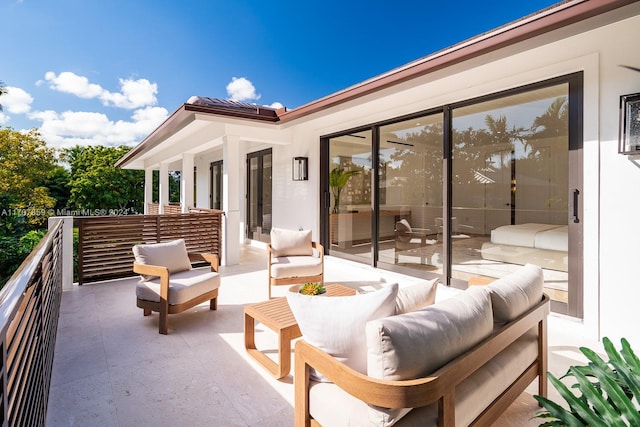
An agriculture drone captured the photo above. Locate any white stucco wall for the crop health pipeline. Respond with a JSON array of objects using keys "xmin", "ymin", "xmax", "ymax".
[{"xmin": 268, "ymin": 8, "xmax": 640, "ymax": 343}]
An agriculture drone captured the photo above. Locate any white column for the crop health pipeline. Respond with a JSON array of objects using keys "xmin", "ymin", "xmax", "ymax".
[
  {"xmin": 223, "ymin": 135, "xmax": 241, "ymax": 266},
  {"xmin": 48, "ymin": 217, "xmax": 73, "ymax": 290},
  {"xmin": 159, "ymin": 162, "xmax": 169, "ymax": 214},
  {"xmin": 144, "ymin": 168, "xmax": 153, "ymax": 214},
  {"xmin": 181, "ymin": 153, "xmax": 195, "ymax": 213}
]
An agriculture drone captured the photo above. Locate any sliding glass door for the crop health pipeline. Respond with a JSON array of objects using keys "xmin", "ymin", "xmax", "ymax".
[
  {"xmin": 450, "ymin": 82, "xmax": 578, "ymax": 314},
  {"xmin": 247, "ymin": 149, "xmax": 272, "ymax": 242}
]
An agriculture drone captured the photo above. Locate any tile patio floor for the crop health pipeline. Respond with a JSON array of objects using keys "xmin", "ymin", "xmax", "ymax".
[{"xmin": 46, "ymin": 245, "xmax": 602, "ymax": 426}]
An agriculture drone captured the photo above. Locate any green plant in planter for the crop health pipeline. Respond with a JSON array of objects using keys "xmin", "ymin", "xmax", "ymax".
[
  {"xmin": 329, "ymin": 167, "xmax": 360, "ymax": 214},
  {"xmin": 299, "ymin": 282, "xmax": 326, "ymax": 295},
  {"xmin": 534, "ymin": 337, "xmax": 640, "ymax": 426}
]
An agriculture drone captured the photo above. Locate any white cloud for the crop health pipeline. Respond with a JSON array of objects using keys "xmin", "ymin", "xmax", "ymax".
[
  {"xmin": 43, "ymin": 71, "xmax": 158, "ymax": 109},
  {"xmin": 28, "ymin": 106, "xmax": 169, "ymax": 149},
  {"xmin": 268, "ymin": 101, "xmax": 284, "ymax": 109},
  {"xmin": 0, "ymin": 112, "xmax": 7, "ymax": 125},
  {"xmin": 1, "ymin": 86, "xmax": 34, "ymax": 115},
  {"xmin": 44, "ymin": 71, "xmax": 103, "ymax": 99},
  {"xmin": 226, "ymin": 77, "xmax": 260, "ymax": 102},
  {"xmin": 100, "ymin": 78, "xmax": 158, "ymax": 109}
]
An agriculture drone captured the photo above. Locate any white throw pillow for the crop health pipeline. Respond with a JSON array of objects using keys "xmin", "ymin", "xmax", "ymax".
[
  {"xmin": 395, "ymin": 279, "xmax": 438, "ymax": 314},
  {"xmin": 132, "ymin": 239, "xmax": 192, "ymax": 281},
  {"xmin": 286, "ymin": 283, "xmax": 398, "ymax": 382},
  {"xmin": 488, "ymin": 263, "xmax": 544, "ymax": 326},
  {"xmin": 270, "ymin": 228, "xmax": 313, "ymax": 257},
  {"xmin": 365, "ymin": 286, "xmax": 493, "ymax": 426}
]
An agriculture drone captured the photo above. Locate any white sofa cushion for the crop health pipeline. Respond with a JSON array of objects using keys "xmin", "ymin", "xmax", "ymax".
[
  {"xmin": 287, "ymin": 283, "xmax": 398, "ymax": 381},
  {"xmin": 132, "ymin": 239, "xmax": 192, "ymax": 281},
  {"xmin": 365, "ymin": 286, "xmax": 493, "ymax": 426},
  {"xmin": 309, "ymin": 327, "xmax": 538, "ymax": 427},
  {"xmin": 136, "ymin": 268, "xmax": 220, "ymax": 305},
  {"xmin": 270, "ymin": 228, "xmax": 313, "ymax": 257},
  {"xmin": 394, "ymin": 279, "xmax": 438, "ymax": 314},
  {"xmin": 488, "ymin": 263, "xmax": 543, "ymax": 326}
]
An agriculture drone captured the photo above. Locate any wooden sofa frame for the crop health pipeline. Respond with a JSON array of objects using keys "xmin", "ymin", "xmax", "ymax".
[
  {"xmin": 267, "ymin": 241, "xmax": 324, "ymax": 299},
  {"xmin": 294, "ymin": 294, "xmax": 550, "ymax": 427},
  {"xmin": 133, "ymin": 252, "xmax": 219, "ymax": 335}
]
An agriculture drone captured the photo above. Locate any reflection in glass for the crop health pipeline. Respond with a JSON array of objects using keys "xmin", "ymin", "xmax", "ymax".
[
  {"xmin": 451, "ymin": 84, "xmax": 569, "ymax": 303},
  {"xmin": 328, "ymin": 131, "xmax": 373, "ymax": 263},
  {"xmin": 378, "ymin": 114, "xmax": 444, "ymax": 275}
]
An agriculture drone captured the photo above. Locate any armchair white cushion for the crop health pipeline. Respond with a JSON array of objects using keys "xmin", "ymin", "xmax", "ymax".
[
  {"xmin": 267, "ymin": 228, "xmax": 323, "ymax": 299},
  {"xmin": 270, "ymin": 228, "xmax": 313, "ymax": 257},
  {"xmin": 132, "ymin": 239, "xmax": 220, "ymax": 334},
  {"xmin": 132, "ymin": 238, "xmax": 192, "ymax": 281}
]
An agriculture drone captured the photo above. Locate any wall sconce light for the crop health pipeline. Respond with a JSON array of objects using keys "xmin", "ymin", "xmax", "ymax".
[
  {"xmin": 619, "ymin": 93, "xmax": 640, "ymax": 154},
  {"xmin": 292, "ymin": 157, "xmax": 308, "ymax": 181}
]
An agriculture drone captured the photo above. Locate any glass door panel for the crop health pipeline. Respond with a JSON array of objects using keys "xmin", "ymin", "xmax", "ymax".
[
  {"xmin": 210, "ymin": 160, "xmax": 223, "ymax": 210},
  {"xmin": 328, "ymin": 131, "xmax": 373, "ymax": 263},
  {"xmin": 247, "ymin": 149, "xmax": 272, "ymax": 242},
  {"xmin": 378, "ymin": 114, "xmax": 444, "ymax": 277},
  {"xmin": 451, "ymin": 84, "xmax": 572, "ymax": 308}
]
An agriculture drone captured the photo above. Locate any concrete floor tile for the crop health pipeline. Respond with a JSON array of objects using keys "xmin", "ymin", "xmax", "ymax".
[{"xmin": 46, "ymin": 371, "xmax": 118, "ymax": 427}]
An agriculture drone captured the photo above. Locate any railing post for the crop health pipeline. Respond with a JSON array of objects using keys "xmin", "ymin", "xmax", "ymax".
[
  {"xmin": 48, "ymin": 217, "xmax": 74, "ymax": 290},
  {"xmin": 77, "ymin": 218, "xmax": 84, "ymax": 286}
]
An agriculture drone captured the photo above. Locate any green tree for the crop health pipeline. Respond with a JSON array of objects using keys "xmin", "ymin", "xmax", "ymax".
[
  {"xmin": 42, "ymin": 165, "xmax": 71, "ymax": 210},
  {"xmin": 65, "ymin": 145, "xmax": 144, "ymax": 213},
  {"xmin": 0, "ymin": 127, "xmax": 57, "ymax": 227}
]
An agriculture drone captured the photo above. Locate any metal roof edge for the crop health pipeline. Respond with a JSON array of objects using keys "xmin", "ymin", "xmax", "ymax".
[{"xmin": 277, "ymin": 0, "xmax": 637, "ymax": 123}]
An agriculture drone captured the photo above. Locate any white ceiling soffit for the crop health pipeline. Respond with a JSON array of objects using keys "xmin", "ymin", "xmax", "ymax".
[{"xmin": 131, "ymin": 113, "xmax": 292, "ymax": 170}]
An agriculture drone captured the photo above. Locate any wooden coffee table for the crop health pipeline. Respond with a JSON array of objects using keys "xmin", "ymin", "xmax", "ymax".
[{"xmin": 244, "ymin": 283, "xmax": 355, "ymax": 379}]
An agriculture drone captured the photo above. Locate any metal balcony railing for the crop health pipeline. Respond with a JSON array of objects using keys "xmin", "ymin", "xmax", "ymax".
[{"xmin": 0, "ymin": 219, "xmax": 64, "ymax": 426}]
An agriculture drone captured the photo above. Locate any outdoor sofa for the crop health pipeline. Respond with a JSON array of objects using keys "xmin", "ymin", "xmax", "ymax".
[{"xmin": 293, "ymin": 263, "xmax": 550, "ymax": 426}]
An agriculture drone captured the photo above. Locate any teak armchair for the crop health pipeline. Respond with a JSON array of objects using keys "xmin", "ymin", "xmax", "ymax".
[
  {"xmin": 132, "ymin": 239, "xmax": 221, "ymax": 334},
  {"xmin": 267, "ymin": 229, "xmax": 324, "ymax": 299}
]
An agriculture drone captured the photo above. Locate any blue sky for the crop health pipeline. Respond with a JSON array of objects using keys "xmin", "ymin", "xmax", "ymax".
[{"xmin": 0, "ymin": 0, "xmax": 559, "ymax": 150}]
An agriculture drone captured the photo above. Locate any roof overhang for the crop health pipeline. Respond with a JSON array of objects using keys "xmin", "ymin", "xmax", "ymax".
[
  {"xmin": 277, "ymin": 0, "xmax": 638, "ymax": 122},
  {"xmin": 116, "ymin": 102, "xmax": 284, "ymax": 169}
]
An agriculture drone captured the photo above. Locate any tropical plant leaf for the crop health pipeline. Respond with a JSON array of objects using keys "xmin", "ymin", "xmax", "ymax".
[
  {"xmin": 570, "ymin": 366, "xmax": 626, "ymax": 426},
  {"xmin": 621, "ymin": 338, "xmax": 640, "ymax": 372},
  {"xmin": 580, "ymin": 346, "xmax": 615, "ymax": 377},
  {"xmin": 533, "ymin": 394, "xmax": 585, "ymax": 427},
  {"xmin": 548, "ymin": 372, "xmax": 608, "ymax": 427},
  {"xmin": 603, "ymin": 337, "xmax": 624, "ymax": 366},
  {"xmin": 535, "ymin": 338, "xmax": 640, "ymax": 427},
  {"xmin": 609, "ymin": 358, "xmax": 640, "ymax": 405},
  {"xmin": 590, "ymin": 363, "xmax": 640, "ymax": 425}
]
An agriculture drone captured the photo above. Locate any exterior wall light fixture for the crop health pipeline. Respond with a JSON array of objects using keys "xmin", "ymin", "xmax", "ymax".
[
  {"xmin": 619, "ymin": 93, "xmax": 640, "ymax": 154},
  {"xmin": 292, "ymin": 157, "xmax": 308, "ymax": 181}
]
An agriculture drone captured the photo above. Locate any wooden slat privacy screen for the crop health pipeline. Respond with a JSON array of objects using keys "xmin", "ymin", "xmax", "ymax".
[
  {"xmin": 76, "ymin": 211, "xmax": 223, "ymax": 285},
  {"xmin": 0, "ymin": 219, "xmax": 63, "ymax": 426}
]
